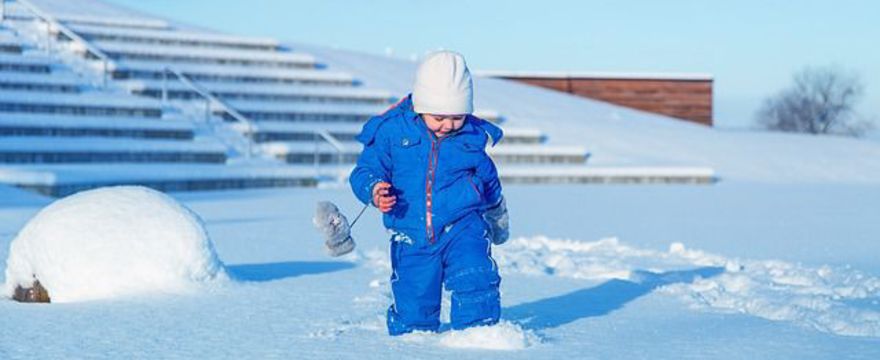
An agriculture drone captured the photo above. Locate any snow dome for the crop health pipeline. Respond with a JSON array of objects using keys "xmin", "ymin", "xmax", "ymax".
[{"xmin": 3, "ymin": 186, "xmax": 227, "ymax": 303}]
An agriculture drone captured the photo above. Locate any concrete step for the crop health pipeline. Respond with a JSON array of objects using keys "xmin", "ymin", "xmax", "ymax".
[
  {"xmin": 0, "ymin": 137, "xmax": 226, "ymax": 164},
  {"xmin": 0, "ymin": 163, "xmax": 318, "ymax": 197},
  {"xmin": 0, "ymin": 89, "xmax": 163, "ymax": 118},
  {"xmin": 111, "ymin": 59, "xmax": 355, "ymax": 86},
  {"xmin": 68, "ymin": 23, "xmax": 280, "ymax": 51},
  {"xmin": 93, "ymin": 40, "xmax": 315, "ymax": 69},
  {"xmin": 122, "ymin": 79, "xmax": 392, "ymax": 105},
  {"xmin": 259, "ymin": 141, "xmax": 588, "ymax": 165},
  {"xmin": 0, "ymin": 113, "xmax": 194, "ymax": 140},
  {"xmin": 231, "ymin": 121, "xmax": 545, "ymax": 144},
  {"xmin": 497, "ymin": 165, "xmax": 717, "ymax": 184}
]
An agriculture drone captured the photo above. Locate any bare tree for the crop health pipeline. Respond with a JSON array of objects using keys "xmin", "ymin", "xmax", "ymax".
[{"xmin": 756, "ymin": 66, "xmax": 872, "ymax": 137}]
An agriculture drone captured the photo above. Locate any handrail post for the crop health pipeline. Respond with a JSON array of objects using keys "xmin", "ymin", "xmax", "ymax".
[
  {"xmin": 161, "ymin": 68, "xmax": 168, "ymax": 105},
  {"xmin": 17, "ymin": 0, "xmax": 115, "ymax": 89},
  {"xmin": 313, "ymin": 132, "xmax": 319, "ymax": 177},
  {"xmin": 102, "ymin": 59, "xmax": 108, "ymax": 88},
  {"xmin": 44, "ymin": 21, "xmax": 50, "ymax": 56},
  {"xmin": 204, "ymin": 99, "xmax": 210, "ymax": 123}
]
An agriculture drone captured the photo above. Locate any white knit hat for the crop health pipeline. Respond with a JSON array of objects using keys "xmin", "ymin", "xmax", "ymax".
[{"xmin": 412, "ymin": 50, "xmax": 473, "ymax": 115}]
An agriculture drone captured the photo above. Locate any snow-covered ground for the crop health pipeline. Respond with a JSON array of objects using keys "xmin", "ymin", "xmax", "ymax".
[{"xmin": 2, "ymin": 182, "xmax": 879, "ymax": 358}]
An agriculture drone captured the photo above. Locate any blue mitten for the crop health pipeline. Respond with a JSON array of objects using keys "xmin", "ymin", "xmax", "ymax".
[{"xmin": 483, "ymin": 196, "xmax": 509, "ymax": 245}]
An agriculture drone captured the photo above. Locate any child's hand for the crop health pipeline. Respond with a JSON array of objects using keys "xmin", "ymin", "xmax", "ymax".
[{"xmin": 372, "ymin": 182, "xmax": 397, "ymax": 213}]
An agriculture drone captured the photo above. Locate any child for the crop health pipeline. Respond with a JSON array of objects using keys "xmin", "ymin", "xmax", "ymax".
[{"xmin": 348, "ymin": 51, "xmax": 510, "ymax": 335}]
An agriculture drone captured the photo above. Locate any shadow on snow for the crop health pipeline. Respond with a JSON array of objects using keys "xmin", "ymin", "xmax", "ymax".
[
  {"xmin": 504, "ymin": 266, "xmax": 725, "ymax": 330},
  {"xmin": 226, "ymin": 261, "xmax": 356, "ymax": 282}
]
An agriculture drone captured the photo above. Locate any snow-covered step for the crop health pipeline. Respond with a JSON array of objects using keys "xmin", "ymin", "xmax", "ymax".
[
  {"xmin": 497, "ymin": 166, "xmax": 716, "ymax": 184},
  {"xmin": 0, "ymin": 163, "xmax": 319, "ymax": 197},
  {"xmin": 0, "ymin": 54, "xmax": 52, "ymax": 73},
  {"xmin": 0, "ymin": 113, "xmax": 194, "ymax": 140},
  {"xmin": 122, "ymin": 79, "xmax": 393, "ymax": 105},
  {"xmin": 489, "ymin": 144, "xmax": 588, "ymax": 164},
  {"xmin": 67, "ymin": 23, "xmax": 280, "ymax": 51},
  {"xmin": 111, "ymin": 60, "xmax": 355, "ymax": 86},
  {"xmin": 230, "ymin": 121, "xmax": 364, "ymax": 142},
  {"xmin": 0, "ymin": 137, "xmax": 226, "ymax": 164},
  {"xmin": 0, "ymin": 71, "xmax": 82, "ymax": 93},
  {"xmin": 0, "ymin": 89, "xmax": 163, "ymax": 118},
  {"xmin": 224, "ymin": 99, "xmax": 385, "ymax": 123},
  {"xmin": 500, "ymin": 128, "xmax": 545, "ymax": 144},
  {"xmin": 93, "ymin": 40, "xmax": 316, "ymax": 69},
  {"xmin": 0, "ymin": 35, "xmax": 24, "ymax": 54},
  {"xmin": 56, "ymin": 14, "xmax": 170, "ymax": 30},
  {"xmin": 231, "ymin": 120, "xmax": 545, "ymax": 144},
  {"xmin": 474, "ymin": 109, "xmax": 502, "ymax": 123},
  {"xmin": 260, "ymin": 141, "xmax": 588, "ymax": 165}
]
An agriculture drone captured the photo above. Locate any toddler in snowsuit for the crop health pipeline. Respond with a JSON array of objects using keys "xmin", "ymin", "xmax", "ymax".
[{"xmin": 349, "ymin": 51, "xmax": 510, "ymax": 335}]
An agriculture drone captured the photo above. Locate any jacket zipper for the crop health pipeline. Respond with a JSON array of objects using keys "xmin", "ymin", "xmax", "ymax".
[{"xmin": 425, "ymin": 135, "xmax": 443, "ymax": 244}]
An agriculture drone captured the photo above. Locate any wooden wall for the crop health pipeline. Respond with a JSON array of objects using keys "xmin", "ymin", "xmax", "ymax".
[{"xmin": 497, "ymin": 76, "xmax": 714, "ymax": 126}]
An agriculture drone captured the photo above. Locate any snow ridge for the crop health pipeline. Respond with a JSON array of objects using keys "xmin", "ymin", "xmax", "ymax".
[{"xmin": 495, "ymin": 236, "xmax": 880, "ymax": 338}]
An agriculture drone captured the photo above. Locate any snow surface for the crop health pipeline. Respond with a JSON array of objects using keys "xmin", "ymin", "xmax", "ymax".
[
  {"xmin": 3, "ymin": 186, "xmax": 226, "ymax": 302},
  {"xmin": 3, "ymin": 184, "xmax": 878, "ymax": 358}
]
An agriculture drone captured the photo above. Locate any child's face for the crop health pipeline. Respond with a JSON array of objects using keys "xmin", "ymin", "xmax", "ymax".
[{"xmin": 422, "ymin": 114, "xmax": 466, "ymax": 138}]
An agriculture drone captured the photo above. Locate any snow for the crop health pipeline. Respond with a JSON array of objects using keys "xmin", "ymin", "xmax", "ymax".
[
  {"xmin": 0, "ymin": 184, "xmax": 50, "ymax": 207},
  {"xmin": 3, "ymin": 186, "xmax": 226, "ymax": 302},
  {"xmin": 0, "ymin": 89, "xmax": 162, "ymax": 108},
  {"xmin": 431, "ymin": 321, "xmax": 540, "ymax": 350},
  {"xmin": 0, "ymin": 0, "xmax": 878, "ymax": 357},
  {"xmin": 122, "ymin": 79, "xmax": 393, "ymax": 100},
  {"xmin": 0, "ymin": 183, "xmax": 878, "ymax": 358},
  {"xmin": 295, "ymin": 43, "xmax": 880, "ymax": 184},
  {"xmin": 0, "ymin": 163, "xmax": 316, "ymax": 187},
  {"xmin": 223, "ymin": 98, "xmax": 386, "ymax": 116},
  {"xmin": 0, "ymin": 136, "xmax": 225, "ymax": 152},
  {"xmin": 66, "ymin": 23, "xmax": 280, "ymax": 48},
  {"xmin": 0, "ymin": 53, "xmax": 52, "ymax": 66},
  {"xmin": 496, "ymin": 236, "xmax": 880, "ymax": 337},
  {"xmin": 93, "ymin": 40, "xmax": 316, "ymax": 65},
  {"xmin": 0, "ymin": 113, "xmax": 194, "ymax": 131},
  {"xmin": 0, "ymin": 71, "xmax": 82, "ymax": 86},
  {"xmin": 112, "ymin": 59, "xmax": 355, "ymax": 84}
]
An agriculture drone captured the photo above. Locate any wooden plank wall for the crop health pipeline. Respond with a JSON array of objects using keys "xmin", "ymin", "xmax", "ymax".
[{"xmin": 500, "ymin": 77, "xmax": 713, "ymax": 126}]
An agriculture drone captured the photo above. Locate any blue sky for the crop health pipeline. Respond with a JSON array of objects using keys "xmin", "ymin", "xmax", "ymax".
[{"xmin": 105, "ymin": 0, "xmax": 879, "ymax": 129}]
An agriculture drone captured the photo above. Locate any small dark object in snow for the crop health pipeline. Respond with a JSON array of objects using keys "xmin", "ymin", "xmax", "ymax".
[{"xmin": 13, "ymin": 279, "xmax": 50, "ymax": 303}]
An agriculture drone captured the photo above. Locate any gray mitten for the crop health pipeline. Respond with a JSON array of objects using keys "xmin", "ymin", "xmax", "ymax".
[
  {"xmin": 483, "ymin": 196, "xmax": 509, "ymax": 245},
  {"xmin": 313, "ymin": 201, "xmax": 356, "ymax": 256}
]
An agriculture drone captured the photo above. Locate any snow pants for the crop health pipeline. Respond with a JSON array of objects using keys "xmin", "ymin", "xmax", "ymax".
[{"xmin": 387, "ymin": 213, "xmax": 501, "ymax": 335}]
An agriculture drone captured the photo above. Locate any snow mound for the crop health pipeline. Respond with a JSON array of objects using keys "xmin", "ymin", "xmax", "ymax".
[
  {"xmin": 438, "ymin": 321, "xmax": 540, "ymax": 350},
  {"xmin": 496, "ymin": 236, "xmax": 880, "ymax": 338},
  {"xmin": 3, "ymin": 186, "xmax": 227, "ymax": 303}
]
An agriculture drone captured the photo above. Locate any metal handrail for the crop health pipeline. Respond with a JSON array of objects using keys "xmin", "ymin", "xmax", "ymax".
[
  {"xmin": 14, "ymin": 0, "xmax": 113, "ymax": 87},
  {"xmin": 162, "ymin": 67, "xmax": 256, "ymax": 158},
  {"xmin": 316, "ymin": 129, "xmax": 345, "ymax": 152}
]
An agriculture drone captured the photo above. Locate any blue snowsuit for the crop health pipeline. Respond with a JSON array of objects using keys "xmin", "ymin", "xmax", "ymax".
[{"xmin": 350, "ymin": 95, "xmax": 504, "ymax": 335}]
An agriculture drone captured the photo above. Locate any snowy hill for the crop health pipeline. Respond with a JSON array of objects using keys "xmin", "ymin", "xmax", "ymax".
[{"xmin": 298, "ymin": 43, "xmax": 880, "ymax": 184}]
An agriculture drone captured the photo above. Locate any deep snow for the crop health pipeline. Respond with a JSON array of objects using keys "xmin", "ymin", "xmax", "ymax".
[{"xmin": 2, "ymin": 183, "xmax": 878, "ymax": 358}]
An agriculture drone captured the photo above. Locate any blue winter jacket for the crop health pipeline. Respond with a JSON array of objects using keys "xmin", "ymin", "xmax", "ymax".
[{"xmin": 350, "ymin": 94, "xmax": 503, "ymax": 245}]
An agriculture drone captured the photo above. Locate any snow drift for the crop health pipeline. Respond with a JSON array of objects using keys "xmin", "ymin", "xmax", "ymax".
[{"xmin": 3, "ymin": 186, "xmax": 226, "ymax": 303}]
